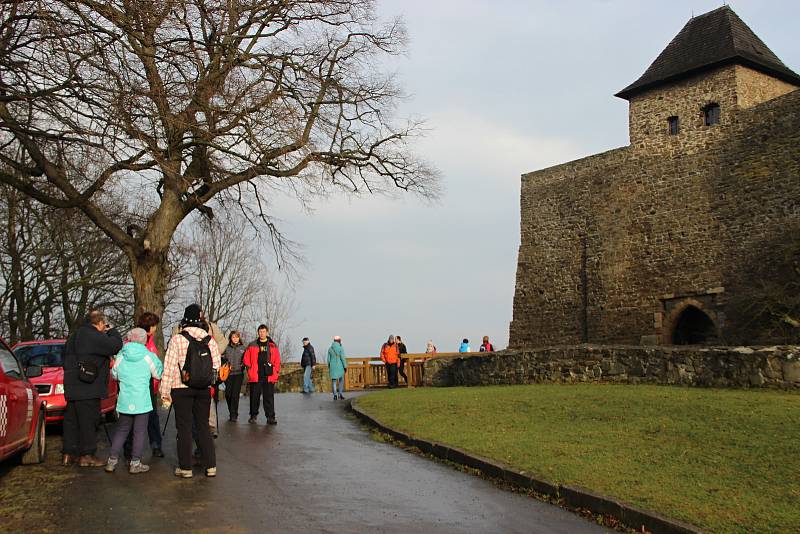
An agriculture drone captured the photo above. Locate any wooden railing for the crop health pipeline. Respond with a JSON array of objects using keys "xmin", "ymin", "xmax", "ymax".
[{"xmin": 343, "ymin": 353, "xmax": 462, "ymax": 390}]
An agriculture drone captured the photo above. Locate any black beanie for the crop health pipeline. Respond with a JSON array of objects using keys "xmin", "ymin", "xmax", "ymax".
[{"xmin": 183, "ymin": 304, "xmax": 202, "ymax": 322}]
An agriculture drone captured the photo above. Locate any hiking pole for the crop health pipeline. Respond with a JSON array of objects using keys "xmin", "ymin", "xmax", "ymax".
[{"xmin": 162, "ymin": 403, "xmax": 173, "ymax": 436}]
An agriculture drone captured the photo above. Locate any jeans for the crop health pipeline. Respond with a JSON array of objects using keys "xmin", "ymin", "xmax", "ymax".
[
  {"xmin": 148, "ymin": 407, "xmax": 162, "ymax": 448},
  {"xmin": 303, "ymin": 365, "xmax": 314, "ymax": 393},
  {"xmin": 172, "ymin": 387, "xmax": 215, "ymax": 470},
  {"xmin": 249, "ymin": 381, "xmax": 275, "ymax": 419},
  {"xmin": 398, "ymin": 358, "xmax": 408, "ymax": 384},
  {"xmin": 332, "ymin": 377, "xmax": 344, "ymax": 397},
  {"xmin": 386, "ymin": 363, "xmax": 399, "ymax": 387},
  {"xmin": 225, "ymin": 373, "xmax": 244, "ymax": 419},
  {"xmin": 62, "ymin": 398, "xmax": 100, "ymax": 456},
  {"xmin": 110, "ymin": 413, "xmax": 148, "ymax": 461}
]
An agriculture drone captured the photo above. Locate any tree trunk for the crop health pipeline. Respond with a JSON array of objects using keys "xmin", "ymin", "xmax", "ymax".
[{"xmin": 130, "ymin": 252, "xmax": 170, "ymax": 357}]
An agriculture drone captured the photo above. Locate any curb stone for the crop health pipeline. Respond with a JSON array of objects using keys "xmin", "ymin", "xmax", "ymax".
[{"xmin": 350, "ymin": 400, "xmax": 703, "ymax": 534}]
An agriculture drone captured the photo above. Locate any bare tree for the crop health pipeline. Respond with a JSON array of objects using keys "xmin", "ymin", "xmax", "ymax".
[
  {"xmin": 0, "ymin": 1, "xmax": 438, "ymax": 347},
  {"xmin": 0, "ymin": 185, "xmax": 133, "ymax": 343}
]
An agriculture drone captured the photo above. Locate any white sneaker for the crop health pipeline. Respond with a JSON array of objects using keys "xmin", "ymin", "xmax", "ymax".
[
  {"xmin": 174, "ymin": 467, "xmax": 193, "ymax": 478},
  {"xmin": 206, "ymin": 467, "xmax": 217, "ymax": 477},
  {"xmin": 105, "ymin": 457, "xmax": 118, "ymax": 473},
  {"xmin": 129, "ymin": 461, "xmax": 150, "ymax": 474}
]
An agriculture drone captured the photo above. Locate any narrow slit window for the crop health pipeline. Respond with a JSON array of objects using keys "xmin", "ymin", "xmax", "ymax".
[
  {"xmin": 704, "ymin": 103, "xmax": 720, "ymax": 126},
  {"xmin": 668, "ymin": 116, "xmax": 679, "ymax": 135}
]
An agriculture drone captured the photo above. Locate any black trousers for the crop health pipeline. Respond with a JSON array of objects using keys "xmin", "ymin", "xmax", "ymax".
[
  {"xmin": 63, "ymin": 398, "xmax": 101, "ymax": 456},
  {"xmin": 172, "ymin": 388, "xmax": 215, "ymax": 470},
  {"xmin": 386, "ymin": 363, "xmax": 399, "ymax": 387},
  {"xmin": 398, "ymin": 358, "xmax": 408, "ymax": 384},
  {"xmin": 225, "ymin": 373, "xmax": 244, "ymax": 419},
  {"xmin": 249, "ymin": 381, "xmax": 275, "ymax": 419}
]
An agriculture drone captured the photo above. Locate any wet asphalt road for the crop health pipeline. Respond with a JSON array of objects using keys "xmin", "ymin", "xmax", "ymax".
[{"xmin": 62, "ymin": 393, "xmax": 609, "ymax": 533}]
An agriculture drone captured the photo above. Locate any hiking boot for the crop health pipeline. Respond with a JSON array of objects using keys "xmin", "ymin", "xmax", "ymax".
[
  {"xmin": 151, "ymin": 447, "xmax": 164, "ymax": 458},
  {"xmin": 267, "ymin": 418, "xmax": 277, "ymax": 425},
  {"xmin": 78, "ymin": 455, "xmax": 106, "ymax": 467},
  {"xmin": 62, "ymin": 454, "xmax": 76, "ymax": 467},
  {"xmin": 248, "ymin": 416, "xmax": 257, "ymax": 424},
  {"xmin": 205, "ymin": 467, "xmax": 217, "ymax": 477},
  {"xmin": 174, "ymin": 467, "xmax": 193, "ymax": 478},
  {"xmin": 104, "ymin": 456, "xmax": 119, "ymax": 473},
  {"xmin": 338, "ymin": 394, "xmax": 345, "ymax": 400},
  {"xmin": 129, "ymin": 461, "xmax": 150, "ymax": 474}
]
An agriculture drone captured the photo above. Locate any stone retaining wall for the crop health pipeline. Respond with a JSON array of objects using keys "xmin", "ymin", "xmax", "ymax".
[
  {"xmin": 423, "ymin": 345, "xmax": 800, "ymax": 389},
  {"xmin": 275, "ymin": 364, "xmax": 333, "ymax": 393}
]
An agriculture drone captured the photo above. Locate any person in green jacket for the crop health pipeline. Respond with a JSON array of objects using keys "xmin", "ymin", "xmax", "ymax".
[
  {"xmin": 105, "ymin": 328, "xmax": 163, "ymax": 474},
  {"xmin": 327, "ymin": 336, "xmax": 347, "ymax": 401}
]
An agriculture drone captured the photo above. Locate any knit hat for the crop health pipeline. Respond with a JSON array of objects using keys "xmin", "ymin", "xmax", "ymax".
[
  {"xmin": 183, "ymin": 304, "xmax": 202, "ymax": 322},
  {"xmin": 127, "ymin": 327, "xmax": 148, "ymax": 345}
]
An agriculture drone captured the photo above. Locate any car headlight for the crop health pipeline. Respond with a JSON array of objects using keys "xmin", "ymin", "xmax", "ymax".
[{"xmin": 54, "ymin": 383, "xmax": 65, "ymax": 394}]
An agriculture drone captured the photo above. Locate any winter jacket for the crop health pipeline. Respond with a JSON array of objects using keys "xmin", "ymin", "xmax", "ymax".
[
  {"xmin": 459, "ymin": 342, "xmax": 470, "ymax": 353},
  {"xmin": 112, "ymin": 342, "xmax": 163, "ymax": 414},
  {"xmin": 479, "ymin": 343, "xmax": 494, "ymax": 352},
  {"xmin": 63, "ymin": 322, "xmax": 124, "ymax": 401},
  {"xmin": 223, "ymin": 343, "xmax": 246, "ymax": 374},
  {"xmin": 327, "ymin": 342, "xmax": 347, "ymax": 380},
  {"xmin": 300, "ymin": 344, "xmax": 317, "ymax": 368},
  {"xmin": 243, "ymin": 338, "xmax": 281, "ymax": 384},
  {"xmin": 159, "ymin": 326, "xmax": 221, "ymax": 398},
  {"xmin": 380, "ymin": 342, "xmax": 400, "ymax": 365}
]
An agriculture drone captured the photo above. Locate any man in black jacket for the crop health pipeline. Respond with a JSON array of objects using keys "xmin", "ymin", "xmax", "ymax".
[
  {"xmin": 62, "ymin": 309, "xmax": 123, "ymax": 467},
  {"xmin": 300, "ymin": 337, "xmax": 316, "ymax": 394}
]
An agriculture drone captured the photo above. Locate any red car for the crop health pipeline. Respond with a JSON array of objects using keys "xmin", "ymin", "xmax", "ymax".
[
  {"xmin": 12, "ymin": 340, "xmax": 119, "ymax": 424},
  {"xmin": 0, "ymin": 336, "xmax": 47, "ymax": 464}
]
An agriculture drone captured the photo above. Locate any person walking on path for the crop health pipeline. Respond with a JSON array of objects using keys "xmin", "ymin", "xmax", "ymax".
[
  {"xmin": 396, "ymin": 335, "xmax": 408, "ymax": 385},
  {"xmin": 106, "ymin": 328, "xmax": 163, "ymax": 474},
  {"xmin": 327, "ymin": 336, "xmax": 347, "ymax": 400},
  {"xmin": 243, "ymin": 325, "xmax": 281, "ymax": 425},
  {"xmin": 300, "ymin": 337, "xmax": 317, "ymax": 394},
  {"xmin": 129, "ymin": 312, "xmax": 165, "ymax": 458},
  {"xmin": 479, "ymin": 336, "xmax": 494, "ymax": 352},
  {"xmin": 160, "ymin": 304, "xmax": 221, "ymax": 478},
  {"xmin": 459, "ymin": 339, "xmax": 470, "ymax": 353},
  {"xmin": 62, "ymin": 309, "xmax": 123, "ymax": 467},
  {"xmin": 380, "ymin": 335, "xmax": 401, "ymax": 388},
  {"xmin": 222, "ymin": 331, "xmax": 246, "ymax": 421}
]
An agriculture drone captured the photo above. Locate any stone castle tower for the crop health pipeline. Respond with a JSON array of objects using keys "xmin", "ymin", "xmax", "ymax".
[{"xmin": 509, "ymin": 6, "xmax": 800, "ymax": 348}]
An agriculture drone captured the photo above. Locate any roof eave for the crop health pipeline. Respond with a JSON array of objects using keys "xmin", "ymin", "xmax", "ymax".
[{"xmin": 615, "ymin": 57, "xmax": 800, "ymax": 100}]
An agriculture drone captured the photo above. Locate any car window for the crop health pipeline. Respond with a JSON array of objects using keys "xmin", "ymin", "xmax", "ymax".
[
  {"xmin": 14, "ymin": 344, "xmax": 65, "ymax": 368},
  {"xmin": 0, "ymin": 346, "xmax": 22, "ymax": 379}
]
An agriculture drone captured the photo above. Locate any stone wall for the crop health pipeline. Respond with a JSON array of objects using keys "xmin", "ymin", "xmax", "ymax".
[
  {"xmin": 510, "ymin": 85, "xmax": 800, "ymax": 348},
  {"xmin": 275, "ymin": 363, "xmax": 334, "ymax": 393},
  {"xmin": 423, "ymin": 346, "xmax": 800, "ymax": 389}
]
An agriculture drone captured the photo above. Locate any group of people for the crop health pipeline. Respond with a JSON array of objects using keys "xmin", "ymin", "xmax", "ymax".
[
  {"xmin": 459, "ymin": 336, "xmax": 495, "ymax": 353},
  {"xmin": 299, "ymin": 335, "xmax": 348, "ymax": 400},
  {"xmin": 61, "ymin": 304, "xmax": 284, "ymax": 479}
]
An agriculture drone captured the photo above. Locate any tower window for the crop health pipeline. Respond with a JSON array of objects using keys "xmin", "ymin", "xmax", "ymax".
[
  {"xmin": 704, "ymin": 103, "xmax": 720, "ymax": 126},
  {"xmin": 667, "ymin": 116, "xmax": 679, "ymax": 135}
]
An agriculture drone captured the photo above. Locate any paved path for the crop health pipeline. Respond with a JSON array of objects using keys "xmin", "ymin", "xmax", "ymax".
[{"xmin": 62, "ymin": 393, "xmax": 609, "ymax": 533}]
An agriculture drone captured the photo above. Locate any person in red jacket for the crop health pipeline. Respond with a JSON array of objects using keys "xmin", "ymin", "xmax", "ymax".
[
  {"xmin": 380, "ymin": 335, "xmax": 401, "ymax": 389},
  {"xmin": 242, "ymin": 325, "xmax": 281, "ymax": 425}
]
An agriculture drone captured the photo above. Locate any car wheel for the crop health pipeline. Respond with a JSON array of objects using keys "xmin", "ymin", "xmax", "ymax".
[
  {"xmin": 22, "ymin": 409, "xmax": 46, "ymax": 464},
  {"xmin": 105, "ymin": 409, "xmax": 119, "ymax": 423}
]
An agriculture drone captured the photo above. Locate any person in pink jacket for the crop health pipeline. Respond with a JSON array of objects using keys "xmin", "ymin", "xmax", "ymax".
[{"xmin": 242, "ymin": 325, "xmax": 281, "ymax": 425}]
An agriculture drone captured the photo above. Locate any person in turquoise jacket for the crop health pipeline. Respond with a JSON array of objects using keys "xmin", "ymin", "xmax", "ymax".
[
  {"xmin": 105, "ymin": 328, "xmax": 163, "ymax": 474},
  {"xmin": 327, "ymin": 336, "xmax": 347, "ymax": 401}
]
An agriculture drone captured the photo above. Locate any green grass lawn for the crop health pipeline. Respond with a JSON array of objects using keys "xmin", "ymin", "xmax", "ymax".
[{"xmin": 355, "ymin": 385, "xmax": 800, "ymax": 533}]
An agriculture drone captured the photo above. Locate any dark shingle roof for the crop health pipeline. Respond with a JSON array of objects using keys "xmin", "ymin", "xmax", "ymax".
[{"xmin": 616, "ymin": 6, "xmax": 800, "ymax": 100}]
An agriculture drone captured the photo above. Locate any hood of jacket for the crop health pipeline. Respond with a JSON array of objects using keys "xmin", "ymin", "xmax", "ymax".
[{"xmin": 120, "ymin": 341, "xmax": 151, "ymax": 362}]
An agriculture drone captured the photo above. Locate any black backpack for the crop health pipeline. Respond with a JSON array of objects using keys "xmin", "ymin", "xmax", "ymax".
[{"xmin": 179, "ymin": 332, "xmax": 214, "ymax": 389}]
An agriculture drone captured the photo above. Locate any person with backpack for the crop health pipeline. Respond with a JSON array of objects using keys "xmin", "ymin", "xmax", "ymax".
[
  {"xmin": 160, "ymin": 304, "xmax": 221, "ymax": 478},
  {"xmin": 327, "ymin": 336, "xmax": 347, "ymax": 400},
  {"xmin": 396, "ymin": 335, "xmax": 408, "ymax": 386},
  {"xmin": 242, "ymin": 325, "xmax": 281, "ymax": 425},
  {"xmin": 479, "ymin": 336, "xmax": 495, "ymax": 352},
  {"xmin": 105, "ymin": 328, "xmax": 163, "ymax": 474},
  {"xmin": 300, "ymin": 337, "xmax": 316, "ymax": 394},
  {"xmin": 222, "ymin": 331, "xmax": 246, "ymax": 421},
  {"xmin": 380, "ymin": 335, "xmax": 401, "ymax": 388}
]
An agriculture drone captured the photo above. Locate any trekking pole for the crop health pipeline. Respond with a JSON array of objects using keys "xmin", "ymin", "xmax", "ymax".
[{"xmin": 162, "ymin": 403, "xmax": 173, "ymax": 436}]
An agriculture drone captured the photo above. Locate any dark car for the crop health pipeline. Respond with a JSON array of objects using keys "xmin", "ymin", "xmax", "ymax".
[{"xmin": 0, "ymin": 336, "xmax": 47, "ymax": 464}]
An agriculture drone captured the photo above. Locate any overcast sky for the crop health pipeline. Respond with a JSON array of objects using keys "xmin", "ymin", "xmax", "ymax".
[{"xmin": 260, "ymin": 0, "xmax": 800, "ymax": 359}]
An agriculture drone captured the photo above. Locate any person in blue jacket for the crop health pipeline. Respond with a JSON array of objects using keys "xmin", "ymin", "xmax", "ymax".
[
  {"xmin": 105, "ymin": 328, "xmax": 163, "ymax": 474},
  {"xmin": 327, "ymin": 336, "xmax": 347, "ymax": 401}
]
